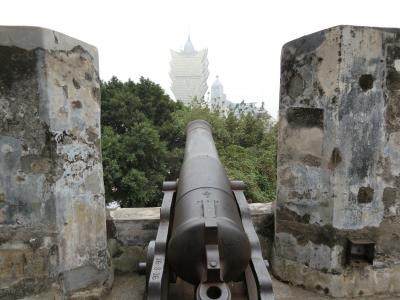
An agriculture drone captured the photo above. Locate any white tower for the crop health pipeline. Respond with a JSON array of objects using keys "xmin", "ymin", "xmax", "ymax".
[
  {"xmin": 170, "ymin": 36, "xmax": 209, "ymax": 105},
  {"xmin": 210, "ymin": 75, "xmax": 231, "ymax": 114}
]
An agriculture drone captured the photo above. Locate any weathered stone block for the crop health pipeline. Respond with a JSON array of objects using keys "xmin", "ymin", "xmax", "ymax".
[
  {"xmin": 0, "ymin": 26, "xmax": 111, "ymax": 298},
  {"xmin": 275, "ymin": 25, "xmax": 400, "ymax": 297}
]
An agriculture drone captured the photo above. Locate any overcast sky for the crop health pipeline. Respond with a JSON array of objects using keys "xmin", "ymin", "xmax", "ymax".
[{"xmin": 2, "ymin": 0, "xmax": 400, "ymax": 117}]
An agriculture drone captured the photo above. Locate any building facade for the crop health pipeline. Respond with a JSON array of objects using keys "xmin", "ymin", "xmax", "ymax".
[{"xmin": 170, "ymin": 37, "xmax": 209, "ymax": 105}]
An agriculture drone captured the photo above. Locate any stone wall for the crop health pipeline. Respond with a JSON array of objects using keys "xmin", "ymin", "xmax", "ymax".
[
  {"xmin": 106, "ymin": 203, "xmax": 274, "ymax": 274},
  {"xmin": 274, "ymin": 25, "xmax": 400, "ymax": 297},
  {"xmin": 0, "ymin": 26, "xmax": 111, "ymax": 299}
]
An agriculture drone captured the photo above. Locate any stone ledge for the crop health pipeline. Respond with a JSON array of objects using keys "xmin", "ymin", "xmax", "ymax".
[
  {"xmin": 107, "ymin": 207, "xmax": 160, "ymax": 221},
  {"xmin": 106, "ymin": 202, "xmax": 273, "ymax": 247},
  {"xmin": 106, "ymin": 202, "xmax": 274, "ymax": 274},
  {"xmin": 107, "ymin": 202, "xmax": 273, "ymax": 222},
  {"xmin": 0, "ymin": 26, "xmax": 99, "ymax": 70}
]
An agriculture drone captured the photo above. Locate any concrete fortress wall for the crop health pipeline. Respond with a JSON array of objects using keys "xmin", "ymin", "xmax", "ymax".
[
  {"xmin": 0, "ymin": 27, "xmax": 111, "ymax": 298},
  {"xmin": 274, "ymin": 25, "xmax": 400, "ymax": 297}
]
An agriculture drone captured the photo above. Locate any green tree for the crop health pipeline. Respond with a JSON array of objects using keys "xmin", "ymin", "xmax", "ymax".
[
  {"xmin": 159, "ymin": 105, "xmax": 277, "ymax": 202},
  {"xmin": 101, "ymin": 77, "xmax": 181, "ymax": 207},
  {"xmin": 101, "ymin": 77, "xmax": 277, "ymax": 207}
]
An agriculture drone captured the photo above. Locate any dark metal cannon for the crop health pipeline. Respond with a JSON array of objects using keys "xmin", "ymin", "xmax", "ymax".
[{"xmin": 140, "ymin": 120, "xmax": 274, "ymax": 300}]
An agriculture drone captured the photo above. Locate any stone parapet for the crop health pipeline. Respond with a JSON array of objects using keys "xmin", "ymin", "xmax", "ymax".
[
  {"xmin": 106, "ymin": 202, "xmax": 274, "ymax": 273},
  {"xmin": 0, "ymin": 26, "xmax": 111, "ymax": 298},
  {"xmin": 275, "ymin": 25, "xmax": 400, "ymax": 297}
]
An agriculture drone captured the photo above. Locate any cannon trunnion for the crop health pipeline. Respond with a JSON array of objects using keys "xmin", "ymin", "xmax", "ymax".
[{"xmin": 140, "ymin": 120, "xmax": 274, "ymax": 300}]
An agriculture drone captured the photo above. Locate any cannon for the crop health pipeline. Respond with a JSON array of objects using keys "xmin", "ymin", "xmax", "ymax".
[{"xmin": 140, "ymin": 120, "xmax": 274, "ymax": 300}]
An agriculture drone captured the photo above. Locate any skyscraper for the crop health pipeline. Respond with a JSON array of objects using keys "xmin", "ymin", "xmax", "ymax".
[{"xmin": 170, "ymin": 36, "xmax": 209, "ymax": 105}]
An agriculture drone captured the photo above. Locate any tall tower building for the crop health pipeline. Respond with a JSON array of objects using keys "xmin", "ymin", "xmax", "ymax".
[{"xmin": 170, "ymin": 36, "xmax": 209, "ymax": 105}]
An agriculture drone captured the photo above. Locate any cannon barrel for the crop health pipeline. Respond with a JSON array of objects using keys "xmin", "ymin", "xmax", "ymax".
[{"xmin": 167, "ymin": 120, "xmax": 251, "ymax": 285}]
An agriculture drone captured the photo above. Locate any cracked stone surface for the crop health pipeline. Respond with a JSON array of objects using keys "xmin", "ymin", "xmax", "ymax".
[
  {"xmin": 0, "ymin": 26, "xmax": 111, "ymax": 298},
  {"xmin": 275, "ymin": 25, "xmax": 400, "ymax": 297}
]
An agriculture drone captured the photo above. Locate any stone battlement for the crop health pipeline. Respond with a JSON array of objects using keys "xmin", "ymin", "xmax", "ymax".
[{"xmin": 106, "ymin": 203, "xmax": 274, "ymax": 273}]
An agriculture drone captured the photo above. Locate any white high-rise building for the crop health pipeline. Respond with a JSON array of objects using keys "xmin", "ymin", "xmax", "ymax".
[{"xmin": 170, "ymin": 37, "xmax": 209, "ymax": 105}]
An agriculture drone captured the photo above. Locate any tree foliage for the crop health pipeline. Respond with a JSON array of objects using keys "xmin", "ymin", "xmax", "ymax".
[{"xmin": 101, "ymin": 77, "xmax": 277, "ymax": 207}]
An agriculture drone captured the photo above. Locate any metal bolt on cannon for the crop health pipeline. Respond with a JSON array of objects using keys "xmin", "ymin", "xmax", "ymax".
[{"xmin": 139, "ymin": 120, "xmax": 274, "ymax": 300}]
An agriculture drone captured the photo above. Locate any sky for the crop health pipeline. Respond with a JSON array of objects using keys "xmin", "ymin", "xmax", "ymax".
[{"xmin": 2, "ymin": 0, "xmax": 400, "ymax": 117}]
